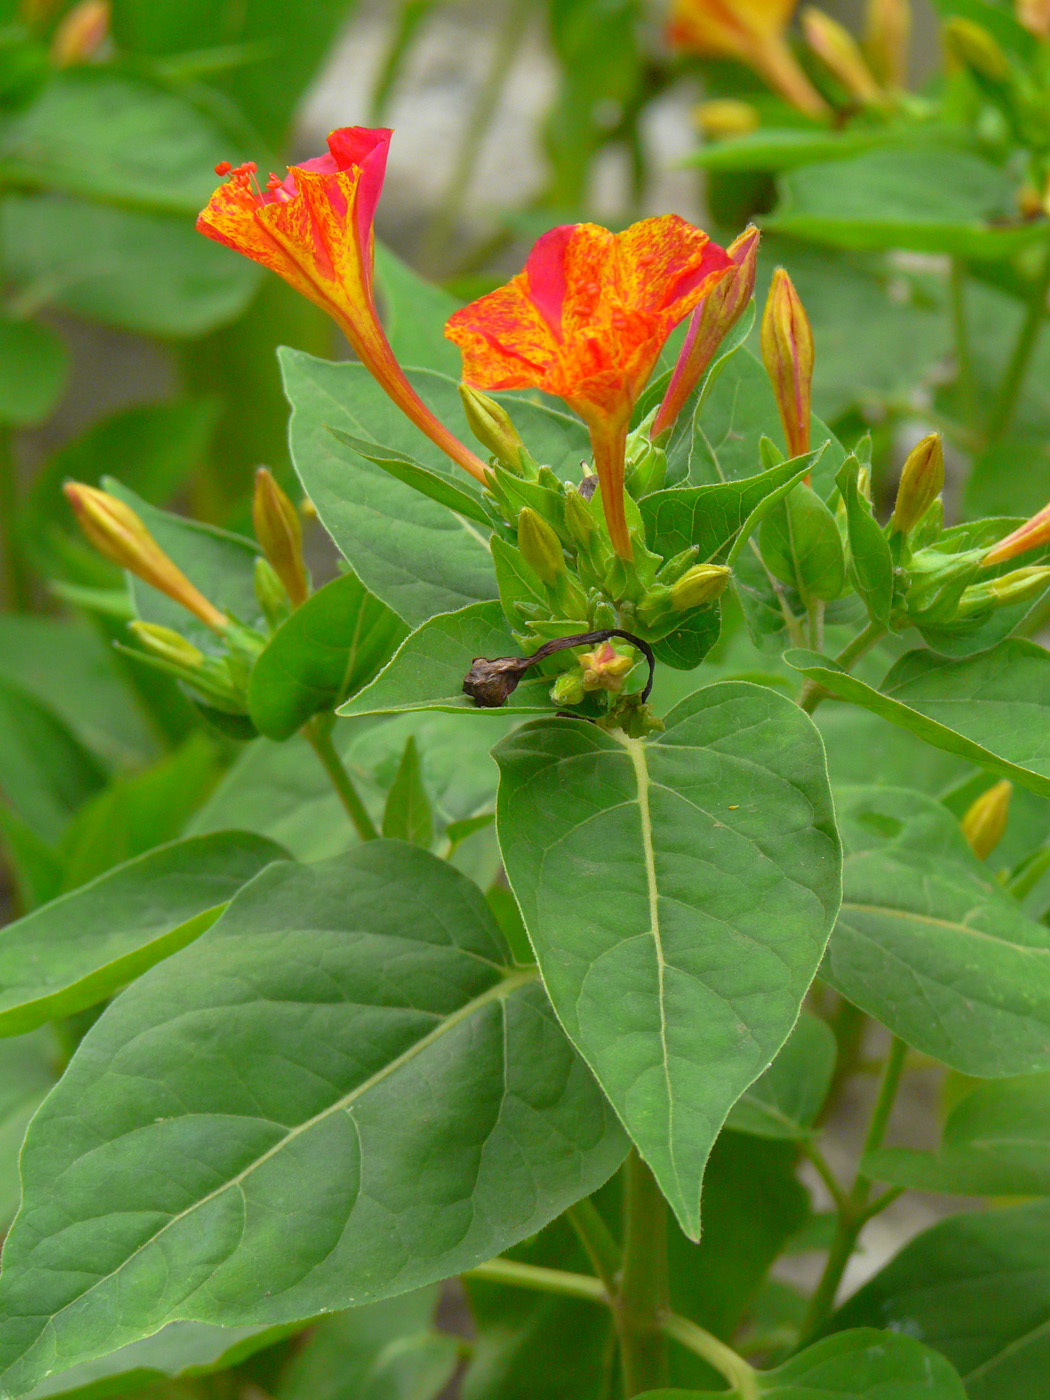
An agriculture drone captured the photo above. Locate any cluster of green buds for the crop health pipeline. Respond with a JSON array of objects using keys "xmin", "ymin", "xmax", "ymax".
[
  {"xmin": 885, "ymin": 434, "xmax": 1050, "ymax": 629},
  {"xmin": 63, "ymin": 469, "xmax": 313, "ymax": 724},
  {"xmin": 460, "ymin": 384, "xmax": 730, "ymax": 713}
]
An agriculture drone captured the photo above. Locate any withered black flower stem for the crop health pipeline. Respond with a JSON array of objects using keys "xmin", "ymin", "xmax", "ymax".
[{"xmin": 462, "ymin": 628, "xmax": 655, "ymax": 709}]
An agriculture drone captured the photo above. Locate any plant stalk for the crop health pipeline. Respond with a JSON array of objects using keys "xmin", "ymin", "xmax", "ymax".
[
  {"xmin": 798, "ymin": 622, "xmax": 885, "ymax": 714},
  {"xmin": 798, "ymin": 1036, "xmax": 908, "ymax": 1342},
  {"xmin": 568, "ymin": 1198, "xmax": 622, "ymax": 1296},
  {"xmin": 616, "ymin": 1150, "xmax": 669, "ymax": 1397},
  {"xmin": 0, "ymin": 424, "xmax": 29, "ymax": 610},
  {"xmin": 304, "ymin": 716, "xmax": 379, "ymax": 842},
  {"xmin": 985, "ymin": 241, "xmax": 1050, "ymax": 444},
  {"xmin": 949, "ymin": 257, "xmax": 976, "ymax": 431}
]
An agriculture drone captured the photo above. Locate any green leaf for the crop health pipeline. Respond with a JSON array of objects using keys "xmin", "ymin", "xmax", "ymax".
[
  {"xmin": 684, "ymin": 125, "xmax": 944, "ymax": 173},
  {"xmin": 725, "ymin": 1014, "xmax": 836, "ymax": 1140},
  {"xmin": 826, "ymin": 785, "xmax": 1050, "ymax": 1075},
  {"xmin": 0, "ymin": 843, "xmax": 626, "ymax": 1396},
  {"xmin": 0, "ymin": 676, "xmax": 108, "ymax": 844},
  {"xmin": 640, "ymin": 456, "xmax": 817, "ymax": 565},
  {"xmin": 637, "ymin": 1328, "xmax": 967, "ymax": 1397},
  {"xmin": 494, "ymin": 682, "xmax": 841, "ymax": 1237},
  {"xmin": 769, "ymin": 148, "xmax": 1050, "ymax": 258},
  {"xmin": 325, "ymin": 428, "xmax": 494, "ymax": 527},
  {"xmin": 758, "ymin": 482, "xmax": 845, "ymax": 604},
  {"xmin": 0, "ymin": 830, "xmax": 286, "ymax": 1037},
  {"xmin": 831, "ymin": 1200, "xmax": 1050, "ymax": 1399},
  {"xmin": 3, "ymin": 195, "xmax": 259, "ymax": 339},
  {"xmin": 787, "ymin": 639, "xmax": 1050, "ymax": 797},
  {"xmin": 0, "ymin": 317, "xmax": 67, "ymax": 427},
  {"xmin": 836, "ymin": 457, "xmax": 892, "ymax": 627},
  {"xmin": 863, "ymin": 1074, "xmax": 1050, "ymax": 1195},
  {"xmin": 382, "ymin": 737, "xmax": 434, "ymax": 848},
  {"xmin": 0, "ymin": 1032, "xmax": 56, "ymax": 1231},
  {"xmin": 248, "ymin": 572, "xmax": 408, "ymax": 741},
  {"xmin": 339, "ymin": 601, "xmax": 552, "ymax": 718},
  {"xmin": 275, "ymin": 1289, "xmax": 460, "ymax": 1400}
]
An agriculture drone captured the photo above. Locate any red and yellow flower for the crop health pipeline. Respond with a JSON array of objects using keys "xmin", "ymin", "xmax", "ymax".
[
  {"xmin": 984, "ymin": 503, "xmax": 1050, "ymax": 566},
  {"xmin": 197, "ymin": 127, "xmax": 487, "ymax": 484},
  {"xmin": 445, "ymin": 217, "xmax": 731, "ymax": 559},
  {"xmin": 667, "ymin": 0, "xmax": 828, "ymax": 117}
]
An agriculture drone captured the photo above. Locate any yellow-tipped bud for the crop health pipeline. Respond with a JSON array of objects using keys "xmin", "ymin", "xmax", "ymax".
[
  {"xmin": 51, "ymin": 0, "xmax": 109, "ymax": 65},
  {"xmin": 890, "ymin": 433, "xmax": 944, "ymax": 535},
  {"xmin": 983, "ymin": 502, "xmax": 1050, "ymax": 566},
  {"xmin": 63, "ymin": 482, "xmax": 228, "ymax": 633},
  {"xmin": 670, "ymin": 563, "xmax": 732, "ymax": 611},
  {"xmin": 127, "ymin": 622, "xmax": 205, "ymax": 669},
  {"xmin": 943, "ymin": 17, "xmax": 1009, "ymax": 81},
  {"xmin": 516, "ymin": 506, "xmax": 565, "ymax": 586},
  {"xmin": 803, "ymin": 7, "xmax": 883, "ymax": 103},
  {"xmin": 695, "ymin": 99, "xmax": 761, "ymax": 139},
  {"xmin": 1018, "ymin": 0, "xmax": 1050, "ymax": 39},
  {"xmin": 865, "ymin": 0, "xmax": 911, "ymax": 87},
  {"xmin": 652, "ymin": 226, "xmax": 760, "ymax": 442},
  {"xmin": 761, "ymin": 268, "xmax": 814, "ymax": 461},
  {"xmin": 459, "ymin": 384, "xmax": 528, "ymax": 475},
  {"xmin": 961, "ymin": 780, "xmax": 1011, "ymax": 860},
  {"xmin": 252, "ymin": 467, "xmax": 309, "ymax": 607},
  {"xmin": 958, "ymin": 564, "xmax": 1050, "ymax": 616}
]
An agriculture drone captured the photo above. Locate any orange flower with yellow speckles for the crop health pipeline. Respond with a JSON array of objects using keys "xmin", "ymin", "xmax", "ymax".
[
  {"xmin": 445, "ymin": 217, "xmax": 731, "ymax": 559},
  {"xmin": 197, "ymin": 127, "xmax": 487, "ymax": 483},
  {"xmin": 668, "ymin": 0, "xmax": 827, "ymax": 116}
]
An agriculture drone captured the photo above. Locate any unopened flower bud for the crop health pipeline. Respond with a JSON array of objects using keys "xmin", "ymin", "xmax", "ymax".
[
  {"xmin": 1018, "ymin": 0, "xmax": 1050, "ymax": 38},
  {"xmin": 459, "ymin": 384, "xmax": 529, "ymax": 475},
  {"xmin": 564, "ymin": 488, "xmax": 595, "ymax": 548},
  {"xmin": 127, "ymin": 622, "xmax": 204, "ymax": 669},
  {"xmin": 761, "ymin": 268, "xmax": 814, "ymax": 461},
  {"xmin": 890, "ymin": 433, "xmax": 944, "ymax": 535},
  {"xmin": 63, "ymin": 482, "xmax": 227, "ymax": 633},
  {"xmin": 803, "ymin": 7, "xmax": 883, "ymax": 103},
  {"xmin": 961, "ymin": 780, "xmax": 1011, "ymax": 860},
  {"xmin": 624, "ymin": 436, "xmax": 667, "ymax": 497},
  {"xmin": 670, "ymin": 563, "xmax": 731, "ymax": 611},
  {"xmin": 943, "ymin": 17, "xmax": 1009, "ymax": 81},
  {"xmin": 865, "ymin": 0, "xmax": 910, "ymax": 87},
  {"xmin": 551, "ymin": 670, "xmax": 587, "ymax": 706},
  {"xmin": 252, "ymin": 467, "xmax": 309, "ymax": 607},
  {"xmin": 695, "ymin": 99, "xmax": 761, "ymax": 138},
  {"xmin": 517, "ymin": 506, "xmax": 566, "ymax": 586},
  {"xmin": 653, "ymin": 226, "xmax": 760, "ymax": 442},
  {"xmin": 958, "ymin": 564, "xmax": 1050, "ymax": 616},
  {"xmin": 656, "ymin": 545, "xmax": 700, "ymax": 584},
  {"xmin": 51, "ymin": 0, "xmax": 109, "ymax": 65},
  {"xmin": 983, "ymin": 502, "xmax": 1050, "ymax": 566}
]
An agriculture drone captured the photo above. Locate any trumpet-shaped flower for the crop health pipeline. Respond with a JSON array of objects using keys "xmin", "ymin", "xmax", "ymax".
[
  {"xmin": 983, "ymin": 503, "xmax": 1050, "ymax": 565},
  {"xmin": 197, "ymin": 127, "xmax": 487, "ymax": 483},
  {"xmin": 445, "ymin": 217, "xmax": 731, "ymax": 559},
  {"xmin": 668, "ymin": 0, "xmax": 828, "ymax": 116}
]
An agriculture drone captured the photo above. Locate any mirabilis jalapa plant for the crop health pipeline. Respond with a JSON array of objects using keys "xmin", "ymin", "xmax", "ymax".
[{"xmin": 6, "ymin": 121, "xmax": 1050, "ymax": 1400}]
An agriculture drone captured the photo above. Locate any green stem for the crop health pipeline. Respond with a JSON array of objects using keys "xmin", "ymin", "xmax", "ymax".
[
  {"xmin": 985, "ymin": 242, "xmax": 1050, "ymax": 444},
  {"xmin": 798, "ymin": 622, "xmax": 885, "ymax": 715},
  {"xmin": 304, "ymin": 716, "xmax": 379, "ymax": 842},
  {"xmin": 949, "ymin": 258, "xmax": 976, "ymax": 431},
  {"xmin": 0, "ymin": 424, "xmax": 28, "ymax": 610},
  {"xmin": 465, "ymin": 1257, "xmax": 758, "ymax": 1397},
  {"xmin": 419, "ymin": 0, "xmax": 531, "ymax": 274},
  {"xmin": 799, "ymin": 1139, "xmax": 847, "ymax": 1211},
  {"xmin": 798, "ymin": 1037, "xmax": 907, "ymax": 1343},
  {"xmin": 568, "ymin": 1198, "xmax": 622, "ymax": 1296},
  {"xmin": 661, "ymin": 1315, "xmax": 760, "ymax": 1400},
  {"xmin": 617, "ymin": 1150, "xmax": 669, "ymax": 1397}
]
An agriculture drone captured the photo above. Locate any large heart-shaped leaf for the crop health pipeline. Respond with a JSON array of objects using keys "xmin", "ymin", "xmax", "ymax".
[
  {"xmin": 0, "ymin": 831, "xmax": 286, "ymax": 1037},
  {"xmin": 636, "ymin": 1328, "xmax": 966, "ymax": 1397},
  {"xmin": 0, "ymin": 843, "xmax": 626, "ymax": 1397},
  {"xmin": 247, "ymin": 572, "xmax": 408, "ymax": 740},
  {"xmin": 725, "ymin": 1014, "xmax": 836, "ymax": 1140},
  {"xmin": 494, "ymin": 682, "xmax": 841, "ymax": 1237},
  {"xmin": 826, "ymin": 786, "xmax": 1050, "ymax": 1074},
  {"xmin": 788, "ymin": 640, "xmax": 1050, "ymax": 797},
  {"xmin": 831, "ymin": 1201, "xmax": 1050, "ymax": 1399}
]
